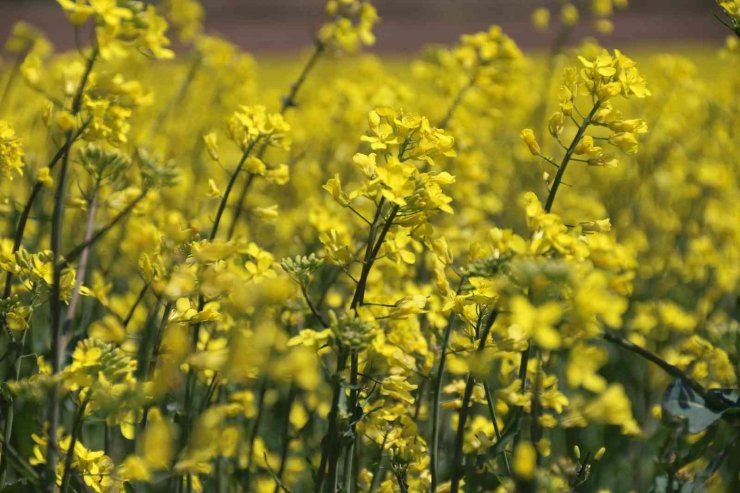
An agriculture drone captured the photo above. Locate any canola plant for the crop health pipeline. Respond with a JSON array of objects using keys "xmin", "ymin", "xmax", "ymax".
[{"xmin": 0, "ymin": 1, "xmax": 739, "ymax": 492}]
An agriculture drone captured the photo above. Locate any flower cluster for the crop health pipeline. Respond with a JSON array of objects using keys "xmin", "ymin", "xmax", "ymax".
[
  {"xmin": 0, "ymin": 1, "xmax": 737, "ymax": 493},
  {"xmin": 57, "ymin": 0, "xmax": 174, "ymax": 59},
  {"xmin": 319, "ymin": 0, "xmax": 379, "ymax": 53},
  {"xmin": 0, "ymin": 120, "xmax": 24, "ymax": 179},
  {"xmin": 522, "ymin": 49, "xmax": 650, "ymax": 180}
]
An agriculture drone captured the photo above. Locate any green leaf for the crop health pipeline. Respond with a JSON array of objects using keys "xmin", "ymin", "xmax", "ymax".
[{"xmin": 662, "ymin": 380, "xmax": 722, "ymax": 433}]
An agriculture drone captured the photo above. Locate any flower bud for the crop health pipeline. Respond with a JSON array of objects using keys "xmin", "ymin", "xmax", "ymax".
[
  {"xmin": 548, "ymin": 111, "xmax": 565, "ymax": 137},
  {"xmin": 608, "ymin": 119, "xmax": 648, "ymax": 134},
  {"xmin": 595, "ymin": 446, "xmax": 606, "ymax": 461},
  {"xmin": 609, "ymin": 132, "xmax": 639, "ymax": 154},
  {"xmin": 520, "ymin": 128, "xmax": 541, "ymax": 156},
  {"xmin": 588, "ymin": 152, "xmax": 619, "ymax": 168}
]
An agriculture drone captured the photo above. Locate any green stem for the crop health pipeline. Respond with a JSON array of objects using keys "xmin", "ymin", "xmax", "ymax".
[
  {"xmin": 45, "ymin": 129, "xmax": 75, "ymax": 491},
  {"xmin": 59, "ymin": 395, "xmax": 90, "ymax": 493},
  {"xmin": 301, "ymin": 285, "xmax": 329, "ymax": 328},
  {"xmin": 210, "ymin": 139, "xmax": 260, "ymax": 241},
  {"xmin": 59, "ymin": 188, "xmax": 149, "ymax": 268},
  {"xmin": 136, "ymin": 302, "xmax": 171, "ymax": 380},
  {"xmin": 61, "ymin": 183, "xmax": 99, "ymax": 338},
  {"xmin": 226, "ymin": 41, "xmax": 324, "ymax": 239},
  {"xmin": 281, "ymin": 41, "xmax": 324, "ymax": 112},
  {"xmin": 243, "ymin": 379, "xmax": 269, "ymax": 490},
  {"xmin": 334, "ymin": 201, "xmax": 398, "ymax": 490},
  {"xmin": 43, "ymin": 45, "xmax": 97, "ymax": 489},
  {"xmin": 437, "ymin": 75, "xmax": 476, "ymax": 129},
  {"xmin": 226, "ymin": 172, "xmax": 256, "ymax": 240},
  {"xmin": 123, "ymin": 284, "xmax": 149, "ymax": 329},
  {"xmin": 0, "ymin": 52, "xmax": 23, "ymax": 111},
  {"xmin": 544, "ymin": 102, "xmax": 601, "ymax": 213},
  {"xmin": 0, "ymin": 328, "xmax": 29, "ymax": 485},
  {"xmin": 272, "ymin": 383, "xmax": 297, "ymax": 493},
  {"xmin": 181, "ymin": 138, "xmax": 262, "ymax": 453},
  {"xmin": 2, "ymin": 120, "xmax": 90, "ymax": 305},
  {"xmin": 349, "ymin": 200, "xmax": 395, "ymax": 311},
  {"xmin": 449, "ymin": 309, "xmax": 498, "ymax": 493},
  {"xmin": 368, "ymin": 432, "xmax": 389, "ymax": 493},
  {"xmin": 429, "ymin": 278, "xmax": 466, "ymax": 492},
  {"xmin": 315, "ymin": 349, "xmax": 348, "ymax": 492},
  {"xmin": 483, "ymin": 381, "xmax": 511, "ymax": 475},
  {"xmin": 601, "ymin": 332, "xmax": 724, "ymax": 408},
  {"xmin": 342, "ymin": 350, "xmax": 359, "ymax": 492}
]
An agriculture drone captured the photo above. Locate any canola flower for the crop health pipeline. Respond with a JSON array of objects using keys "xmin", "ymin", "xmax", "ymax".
[{"xmin": 0, "ymin": 1, "xmax": 738, "ymax": 493}]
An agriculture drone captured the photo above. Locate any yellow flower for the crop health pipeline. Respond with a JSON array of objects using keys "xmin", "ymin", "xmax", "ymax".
[
  {"xmin": 560, "ymin": 3, "xmax": 580, "ymax": 26},
  {"xmin": 509, "ymin": 296, "xmax": 563, "ymax": 350},
  {"xmin": 0, "ymin": 120, "xmax": 24, "ymax": 179},
  {"xmin": 520, "ymin": 128, "xmax": 541, "ymax": 156},
  {"xmin": 582, "ymin": 384, "xmax": 641, "ymax": 435},
  {"xmin": 287, "ymin": 328, "xmax": 333, "ymax": 347},
  {"xmin": 323, "ymin": 174, "xmax": 351, "ymax": 207},
  {"xmin": 548, "ymin": 111, "xmax": 565, "ymax": 138},
  {"xmin": 512, "ymin": 441, "xmax": 537, "ymax": 480},
  {"xmin": 608, "ymin": 131, "xmax": 639, "ymax": 154},
  {"xmin": 203, "ymin": 132, "xmax": 220, "ymax": 161},
  {"xmin": 37, "ymin": 166, "xmax": 54, "ymax": 187},
  {"xmin": 531, "ymin": 8, "xmax": 550, "ymax": 31}
]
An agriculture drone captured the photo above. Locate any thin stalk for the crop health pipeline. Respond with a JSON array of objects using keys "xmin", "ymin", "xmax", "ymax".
[
  {"xmin": 210, "ymin": 139, "xmax": 260, "ymax": 241},
  {"xmin": 122, "ymin": 284, "xmax": 149, "ymax": 329},
  {"xmin": 46, "ymin": 128, "xmax": 76, "ymax": 491},
  {"xmin": 337, "ymin": 201, "xmax": 398, "ymax": 490},
  {"xmin": 430, "ymin": 278, "xmax": 466, "ymax": 492},
  {"xmin": 437, "ymin": 75, "xmax": 476, "ymax": 129},
  {"xmin": 449, "ymin": 309, "xmax": 498, "ymax": 493},
  {"xmin": 200, "ymin": 373, "xmax": 221, "ymax": 414},
  {"xmin": 483, "ymin": 381, "xmax": 511, "ymax": 475},
  {"xmin": 301, "ymin": 284, "xmax": 329, "ymax": 328},
  {"xmin": 62, "ymin": 183, "xmax": 99, "ymax": 337},
  {"xmin": 349, "ymin": 201, "xmax": 396, "ymax": 311},
  {"xmin": 225, "ymin": 172, "xmax": 256, "ymax": 240},
  {"xmin": 342, "ymin": 350, "xmax": 359, "ymax": 493},
  {"xmin": 59, "ymin": 395, "xmax": 90, "ymax": 493},
  {"xmin": 181, "ymin": 138, "xmax": 262, "ymax": 453},
  {"xmin": 150, "ymin": 54, "xmax": 201, "ymax": 135},
  {"xmin": 243, "ymin": 379, "xmax": 269, "ymax": 491},
  {"xmin": 532, "ymin": 23, "xmax": 574, "ymax": 144},
  {"xmin": 601, "ymin": 332, "xmax": 723, "ymax": 408},
  {"xmin": 530, "ymin": 352, "xmax": 544, "ymax": 472},
  {"xmin": 273, "ymin": 384, "xmax": 297, "ymax": 493},
  {"xmin": 0, "ymin": 328, "xmax": 29, "ymax": 485},
  {"xmin": 60, "ymin": 188, "xmax": 149, "ymax": 268},
  {"xmin": 280, "ymin": 41, "xmax": 325, "ymax": 112},
  {"xmin": 2, "ymin": 120, "xmax": 90, "ymax": 304},
  {"xmin": 544, "ymin": 102, "xmax": 601, "ymax": 213},
  {"xmin": 368, "ymin": 432, "xmax": 389, "ymax": 493},
  {"xmin": 226, "ymin": 41, "xmax": 324, "ymax": 238},
  {"xmin": 0, "ymin": 52, "xmax": 23, "ymax": 111},
  {"xmin": 0, "ymin": 428, "xmax": 39, "ymax": 486},
  {"xmin": 21, "ymin": 45, "xmax": 95, "ymax": 483},
  {"xmin": 104, "ymin": 424, "xmax": 111, "ymax": 456},
  {"xmin": 315, "ymin": 349, "xmax": 349, "ymax": 492},
  {"xmin": 393, "ymin": 466, "xmax": 409, "ymax": 493},
  {"xmin": 136, "ymin": 302, "xmax": 171, "ymax": 380},
  {"xmin": 505, "ymin": 102, "xmax": 602, "ymax": 464},
  {"xmin": 512, "ymin": 341, "xmax": 532, "ymax": 451}
]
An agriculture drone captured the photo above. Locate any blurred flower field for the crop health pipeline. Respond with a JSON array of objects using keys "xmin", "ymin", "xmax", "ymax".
[{"xmin": 0, "ymin": 1, "xmax": 739, "ymax": 492}]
